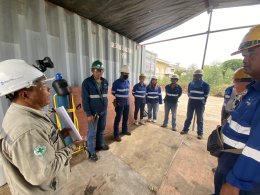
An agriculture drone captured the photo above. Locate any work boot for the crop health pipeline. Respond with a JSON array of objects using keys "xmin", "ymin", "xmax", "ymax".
[
  {"xmin": 180, "ymin": 130, "xmax": 187, "ymax": 135},
  {"xmin": 139, "ymin": 119, "xmax": 145, "ymax": 125},
  {"xmin": 89, "ymin": 153, "xmax": 98, "ymax": 161},
  {"xmin": 152, "ymin": 119, "xmax": 157, "ymax": 123},
  {"xmin": 147, "ymin": 118, "xmax": 152, "ymax": 122},
  {"xmin": 172, "ymin": 127, "xmax": 177, "ymax": 131},
  {"xmin": 161, "ymin": 124, "xmax": 167, "ymax": 128},
  {"xmin": 134, "ymin": 120, "xmax": 139, "ymax": 125},
  {"xmin": 114, "ymin": 137, "xmax": 121, "ymax": 142},
  {"xmin": 197, "ymin": 135, "xmax": 203, "ymax": 140},
  {"xmin": 122, "ymin": 132, "xmax": 131, "ymax": 136},
  {"xmin": 96, "ymin": 144, "xmax": 109, "ymax": 151}
]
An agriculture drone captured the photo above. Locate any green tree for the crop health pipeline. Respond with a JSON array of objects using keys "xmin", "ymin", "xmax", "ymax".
[{"xmin": 221, "ymin": 59, "xmax": 243, "ymax": 74}]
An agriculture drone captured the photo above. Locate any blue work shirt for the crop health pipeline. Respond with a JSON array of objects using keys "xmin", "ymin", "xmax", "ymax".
[
  {"xmin": 82, "ymin": 75, "xmax": 108, "ymax": 116},
  {"xmin": 188, "ymin": 79, "xmax": 210, "ymax": 104},
  {"xmin": 164, "ymin": 83, "xmax": 182, "ymax": 104},
  {"xmin": 112, "ymin": 78, "xmax": 130, "ymax": 106},
  {"xmin": 146, "ymin": 85, "xmax": 162, "ymax": 104},
  {"xmin": 218, "ymin": 81, "xmax": 260, "ymax": 192},
  {"xmin": 132, "ymin": 82, "xmax": 146, "ymax": 104}
]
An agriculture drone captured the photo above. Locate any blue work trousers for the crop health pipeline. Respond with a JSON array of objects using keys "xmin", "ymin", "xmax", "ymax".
[
  {"xmin": 183, "ymin": 99, "xmax": 205, "ymax": 135},
  {"xmin": 163, "ymin": 102, "xmax": 177, "ymax": 128},
  {"xmin": 134, "ymin": 101, "xmax": 145, "ymax": 120},
  {"xmin": 87, "ymin": 111, "xmax": 107, "ymax": 155},
  {"xmin": 114, "ymin": 104, "xmax": 129, "ymax": 138},
  {"xmin": 147, "ymin": 102, "xmax": 159, "ymax": 120}
]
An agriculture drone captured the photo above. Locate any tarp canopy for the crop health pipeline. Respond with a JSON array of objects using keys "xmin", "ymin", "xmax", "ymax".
[{"xmin": 47, "ymin": 0, "xmax": 260, "ymax": 43}]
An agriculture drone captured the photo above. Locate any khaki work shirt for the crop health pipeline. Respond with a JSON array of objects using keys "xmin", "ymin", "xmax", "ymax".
[{"xmin": 0, "ymin": 103, "xmax": 74, "ymax": 195}]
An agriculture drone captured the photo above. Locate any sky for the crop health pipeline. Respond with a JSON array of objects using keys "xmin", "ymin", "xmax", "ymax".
[{"xmin": 141, "ymin": 4, "xmax": 260, "ymax": 68}]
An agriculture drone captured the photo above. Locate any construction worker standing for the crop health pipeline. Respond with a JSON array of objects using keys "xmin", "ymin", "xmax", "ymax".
[
  {"xmin": 180, "ymin": 69, "xmax": 210, "ymax": 139},
  {"xmin": 82, "ymin": 60, "xmax": 109, "ymax": 161},
  {"xmin": 132, "ymin": 73, "xmax": 146, "ymax": 125},
  {"xmin": 214, "ymin": 25, "xmax": 260, "ymax": 195},
  {"xmin": 221, "ymin": 67, "xmax": 253, "ymax": 125},
  {"xmin": 0, "ymin": 59, "xmax": 83, "ymax": 194},
  {"xmin": 146, "ymin": 75, "xmax": 162, "ymax": 123},
  {"xmin": 161, "ymin": 74, "xmax": 182, "ymax": 131},
  {"xmin": 112, "ymin": 65, "xmax": 131, "ymax": 142}
]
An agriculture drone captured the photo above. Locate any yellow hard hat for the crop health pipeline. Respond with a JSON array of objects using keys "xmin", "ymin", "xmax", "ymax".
[
  {"xmin": 139, "ymin": 73, "xmax": 146, "ymax": 77},
  {"xmin": 233, "ymin": 67, "xmax": 253, "ymax": 82},
  {"xmin": 231, "ymin": 25, "xmax": 260, "ymax": 55}
]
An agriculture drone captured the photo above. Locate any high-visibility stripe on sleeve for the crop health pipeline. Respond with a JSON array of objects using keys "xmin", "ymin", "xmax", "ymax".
[
  {"xmin": 223, "ymin": 134, "xmax": 246, "ymax": 149},
  {"xmin": 189, "ymin": 96, "xmax": 205, "ymax": 100},
  {"xmin": 228, "ymin": 119, "xmax": 251, "ymax": 135},
  {"xmin": 117, "ymin": 89, "xmax": 129, "ymax": 92},
  {"xmin": 243, "ymin": 146, "xmax": 260, "ymax": 163},
  {"xmin": 190, "ymin": 90, "xmax": 204, "ymax": 94}
]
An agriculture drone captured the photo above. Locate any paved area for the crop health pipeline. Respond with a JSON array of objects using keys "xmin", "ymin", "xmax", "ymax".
[{"xmin": 0, "ymin": 94, "xmax": 221, "ymax": 194}]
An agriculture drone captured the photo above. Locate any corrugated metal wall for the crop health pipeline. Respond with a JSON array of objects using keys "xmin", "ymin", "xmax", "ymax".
[{"xmin": 0, "ymin": 0, "xmax": 147, "ymax": 123}]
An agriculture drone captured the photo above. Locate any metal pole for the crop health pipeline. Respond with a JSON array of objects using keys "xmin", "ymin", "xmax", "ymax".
[{"xmin": 201, "ymin": 8, "xmax": 213, "ymax": 69}]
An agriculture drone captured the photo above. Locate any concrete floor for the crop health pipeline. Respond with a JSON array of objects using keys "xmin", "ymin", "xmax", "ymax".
[{"xmin": 0, "ymin": 94, "xmax": 221, "ymax": 195}]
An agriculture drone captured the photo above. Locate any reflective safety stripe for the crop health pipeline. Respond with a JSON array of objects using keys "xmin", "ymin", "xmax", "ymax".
[
  {"xmin": 115, "ymin": 94, "xmax": 129, "ymax": 98},
  {"xmin": 225, "ymin": 95, "xmax": 231, "ymax": 98},
  {"xmin": 117, "ymin": 89, "xmax": 129, "ymax": 92},
  {"xmin": 243, "ymin": 146, "xmax": 260, "ymax": 163},
  {"xmin": 89, "ymin": 94, "xmax": 107, "ymax": 98},
  {"xmin": 134, "ymin": 95, "xmax": 145, "ymax": 98},
  {"xmin": 147, "ymin": 96, "xmax": 158, "ymax": 99},
  {"xmin": 166, "ymin": 93, "xmax": 178, "ymax": 96},
  {"xmin": 147, "ymin": 92, "xmax": 159, "ymax": 95},
  {"xmin": 228, "ymin": 119, "xmax": 251, "ymax": 135},
  {"xmin": 223, "ymin": 134, "xmax": 246, "ymax": 149},
  {"xmin": 136, "ymin": 90, "xmax": 146, "ymax": 93},
  {"xmin": 189, "ymin": 96, "xmax": 205, "ymax": 100},
  {"xmin": 190, "ymin": 90, "xmax": 204, "ymax": 94}
]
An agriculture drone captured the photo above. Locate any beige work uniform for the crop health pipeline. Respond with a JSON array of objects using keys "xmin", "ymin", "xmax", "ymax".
[{"xmin": 0, "ymin": 103, "xmax": 74, "ymax": 195}]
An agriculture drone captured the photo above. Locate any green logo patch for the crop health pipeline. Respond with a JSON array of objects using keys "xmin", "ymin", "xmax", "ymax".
[{"xmin": 34, "ymin": 145, "xmax": 47, "ymax": 157}]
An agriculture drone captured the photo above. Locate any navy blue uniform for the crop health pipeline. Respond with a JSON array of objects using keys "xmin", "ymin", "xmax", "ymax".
[
  {"xmin": 162, "ymin": 83, "xmax": 182, "ymax": 128},
  {"xmin": 132, "ymin": 83, "xmax": 146, "ymax": 120},
  {"xmin": 82, "ymin": 75, "xmax": 108, "ymax": 155},
  {"xmin": 112, "ymin": 78, "xmax": 130, "ymax": 137},
  {"xmin": 214, "ymin": 81, "xmax": 260, "ymax": 194},
  {"xmin": 183, "ymin": 80, "xmax": 210, "ymax": 135}
]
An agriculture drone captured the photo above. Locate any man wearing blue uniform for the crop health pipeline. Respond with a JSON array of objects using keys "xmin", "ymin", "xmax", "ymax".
[
  {"xmin": 132, "ymin": 73, "xmax": 146, "ymax": 125},
  {"xmin": 180, "ymin": 69, "xmax": 210, "ymax": 139},
  {"xmin": 161, "ymin": 74, "xmax": 182, "ymax": 131},
  {"xmin": 214, "ymin": 25, "xmax": 260, "ymax": 195},
  {"xmin": 82, "ymin": 60, "xmax": 109, "ymax": 161},
  {"xmin": 112, "ymin": 65, "xmax": 131, "ymax": 142}
]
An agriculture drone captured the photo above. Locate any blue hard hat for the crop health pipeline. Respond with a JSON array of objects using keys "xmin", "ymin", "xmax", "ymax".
[{"xmin": 55, "ymin": 73, "xmax": 63, "ymax": 80}]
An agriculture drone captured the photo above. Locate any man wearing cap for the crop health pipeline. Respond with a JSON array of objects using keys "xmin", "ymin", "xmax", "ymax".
[
  {"xmin": 112, "ymin": 65, "xmax": 131, "ymax": 142},
  {"xmin": 132, "ymin": 73, "xmax": 147, "ymax": 125},
  {"xmin": 82, "ymin": 60, "xmax": 109, "ymax": 161},
  {"xmin": 214, "ymin": 25, "xmax": 260, "ymax": 195},
  {"xmin": 0, "ymin": 59, "xmax": 83, "ymax": 194},
  {"xmin": 221, "ymin": 67, "xmax": 253, "ymax": 125},
  {"xmin": 180, "ymin": 69, "xmax": 210, "ymax": 139},
  {"xmin": 161, "ymin": 74, "xmax": 182, "ymax": 131}
]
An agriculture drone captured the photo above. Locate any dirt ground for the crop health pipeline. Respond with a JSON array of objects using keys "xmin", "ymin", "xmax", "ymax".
[{"xmin": 0, "ymin": 93, "xmax": 223, "ymax": 195}]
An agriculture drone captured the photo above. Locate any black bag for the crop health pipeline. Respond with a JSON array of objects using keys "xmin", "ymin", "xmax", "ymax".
[
  {"xmin": 207, "ymin": 126, "xmax": 242, "ymax": 157},
  {"xmin": 207, "ymin": 126, "xmax": 224, "ymax": 157}
]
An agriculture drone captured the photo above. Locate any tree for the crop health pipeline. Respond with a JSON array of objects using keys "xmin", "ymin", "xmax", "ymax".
[{"xmin": 221, "ymin": 59, "xmax": 243, "ymax": 73}]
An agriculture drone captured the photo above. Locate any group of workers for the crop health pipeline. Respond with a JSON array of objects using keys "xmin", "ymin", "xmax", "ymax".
[{"xmin": 0, "ymin": 24, "xmax": 259, "ymax": 195}]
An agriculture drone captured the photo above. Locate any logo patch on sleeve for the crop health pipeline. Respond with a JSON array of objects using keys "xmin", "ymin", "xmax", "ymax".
[{"xmin": 34, "ymin": 145, "xmax": 47, "ymax": 157}]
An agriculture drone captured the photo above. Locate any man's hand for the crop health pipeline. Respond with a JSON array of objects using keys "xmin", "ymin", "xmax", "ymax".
[
  {"xmin": 220, "ymin": 183, "xmax": 239, "ymax": 195},
  {"xmin": 87, "ymin": 115, "xmax": 94, "ymax": 123},
  {"xmin": 73, "ymin": 139, "xmax": 85, "ymax": 147}
]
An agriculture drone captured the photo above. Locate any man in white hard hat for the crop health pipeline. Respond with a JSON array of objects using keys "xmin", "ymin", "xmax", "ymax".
[
  {"xmin": 180, "ymin": 69, "xmax": 210, "ymax": 139},
  {"xmin": 0, "ymin": 59, "xmax": 83, "ymax": 194},
  {"xmin": 214, "ymin": 25, "xmax": 260, "ymax": 195},
  {"xmin": 112, "ymin": 65, "xmax": 131, "ymax": 142},
  {"xmin": 161, "ymin": 74, "xmax": 182, "ymax": 131}
]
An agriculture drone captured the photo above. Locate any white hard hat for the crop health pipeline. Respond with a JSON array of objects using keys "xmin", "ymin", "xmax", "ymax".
[
  {"xmin": 0, "ymin": 59, "xmax": 46, "ymax": 97},
  {"xmin": 193, "ymin": 69, "xmax": 204, "ymax": 75},
  {"xmin": 171, "ymin": 74, "xmax": 179, "ymax": 80},
  {"xmin": 120, "ymin": 65, "xmax": 130, "ymax": 73},
  {"xmin": 151, "ymin": 75, "xmax": 158, "ymax": 80}
]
